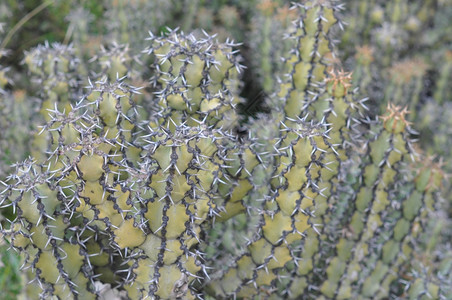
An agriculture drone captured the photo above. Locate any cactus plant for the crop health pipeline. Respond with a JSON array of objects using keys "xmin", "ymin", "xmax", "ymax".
[
  {"xmin": 0, "ymin": 1, "xmax": 451, "ymax": 299},
  {"xmin": 248, "ymin": 0, "xmax": 296, "ymax": 94}
]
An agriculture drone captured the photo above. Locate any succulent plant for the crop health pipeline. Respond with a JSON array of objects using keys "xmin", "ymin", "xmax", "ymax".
[{"xmin": 0, "ymin": 1, "xmax": 451, "ymax": 299}]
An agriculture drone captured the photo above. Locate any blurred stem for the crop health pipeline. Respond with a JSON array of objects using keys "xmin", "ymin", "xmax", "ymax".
[
  {"xmin": 63, "ymin": 23, "xmax": 74, "ymax": 45},
  {"xmin": 0, "ymin": 0, "xmax": 54, "ymax": 50},
  {"xmin": 182, "ymin": 0, "xmax": 199, "ymax": 32}
]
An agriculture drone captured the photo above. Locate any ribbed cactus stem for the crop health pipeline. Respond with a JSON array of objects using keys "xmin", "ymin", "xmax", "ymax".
[
  {"xmin": 122, "ymin": 126, "xmax": 231, "ymax": 299},
  {"xmin": 24, "ymin": 43, "xmax": 87, "ymax": 122},
  {"xmin": 373, "ymin": 157, "xmax": 444, "ymax": 299},
  {"xmin": 145, "ymin": 29, "xmax": 243, "ymax": 132},
  {"xmin": 277, "ymin": 1, "xmax": 343, "ymax": 119},
  {"xmin": 206, "ymin": 120, "xmax": 338, "ymax": 298},
  {"xmin": 281, "ymin": 69, "xmax": 369, "ymax": 297},
  {"xmin": 320, "ymin": 103, "xmax": 416, "ymax": 298},
  {"xmin": 92, "ymin": 43, "xmax": 134, "ymax": 82},
  {"xmin": 5, "ymin": 160, "xmax": 101, "ymax": 299}
]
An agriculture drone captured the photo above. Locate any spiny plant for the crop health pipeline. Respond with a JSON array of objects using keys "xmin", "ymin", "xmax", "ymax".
[
  {"xmin": 338, "ymin": 0, "xmax": 452, "ymax": 178},
  {"xmin": 248, "ymin": 0, "xmax": 307, "ymax": 94},
  {"xmin": 0, "ymin": 1, "xmax": 451, "ymax": 299}
]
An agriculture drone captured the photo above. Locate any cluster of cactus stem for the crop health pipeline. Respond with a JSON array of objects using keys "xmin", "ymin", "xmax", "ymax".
[
  {"xmin": 339, "ymin": 0, "xmax": 452, "ymax": 174},
  {"xmin": 0, "ymin": 0, "xmax": 451, "ymax": 299}
]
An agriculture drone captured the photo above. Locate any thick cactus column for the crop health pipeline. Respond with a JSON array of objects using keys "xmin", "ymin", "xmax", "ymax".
[
  {"xmin": 2, "ymin": 79, "xmax": 145, "ymax": 299},
  {"xmin": 276, "ymin": 1, "xmax": 343, "ymax": 119},
  {"xmin": 213, "ymin": 140, "xmax": 260, "ymax": 222},
  {"xmin": 319, "ymin": 104, "xmax": 417, "ymax": 298},
  {"xmin": 24, "ymin": 43, "xmax": 86, "ymax": 122},
  {"xmin": 372, "ymin": 156, "xmax": 444, "ymax": 299},
  {"xmin": 269, "ymin": 69, "xmax": 365, "ymax": 298},
  {"xmin": 145, "ymin": 29, "xmax": 243, "ymax": 132},
  {"xmin": 4, "ymin": 160, "xmax": 102, "ymax": 300},
  {"xmin": 91, "ymin": 43, "xmax": 136, "ymax": 82},
  {"xmin": 121, "ymin": 126, "xmax": 232, "ymax": 299},
  {"xmin": 144, "ymin": 29, "xmax": 259, "ymax": 224},
  {"xmin": 206, "ymin": 119, "xmax": 339, "ymax": 298}
]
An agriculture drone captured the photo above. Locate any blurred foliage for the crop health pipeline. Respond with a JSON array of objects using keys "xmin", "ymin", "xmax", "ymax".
[{"xmin": 0, "ymin": 240, "xmax": 22, "ymax": 300}]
